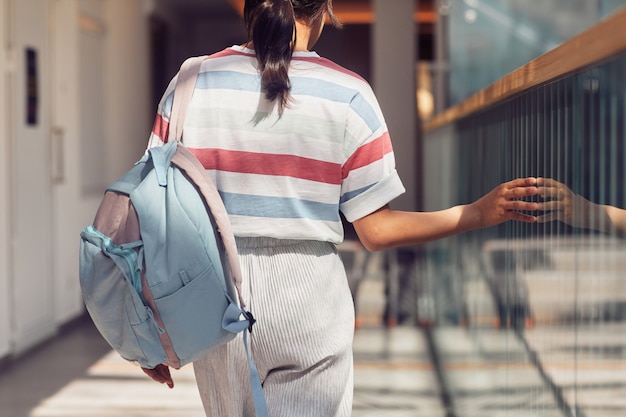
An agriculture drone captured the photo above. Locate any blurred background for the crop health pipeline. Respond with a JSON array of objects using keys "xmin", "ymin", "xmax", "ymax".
[{"xmin": 1, "ymin": 0, "xmax": 626, "ymax": 416}]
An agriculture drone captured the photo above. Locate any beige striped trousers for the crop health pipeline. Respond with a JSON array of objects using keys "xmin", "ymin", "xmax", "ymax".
[{"xmin": 193, "ymin": 237, "xmax": 355, "ymax": 417}]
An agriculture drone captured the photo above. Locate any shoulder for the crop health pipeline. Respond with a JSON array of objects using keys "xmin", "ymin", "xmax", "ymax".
[
  {"xmin": 206, "ymin": 45, "xmax": 255, "ymax": 61},
  {"xmin": 296, "ymin": 55, "xmax": 366, "ymax": 81},
  {"xmin": 199, "ymin": 46, "xmax": 257, "ymax": 72},
  {"xmin": 290, "ymin": 54, "xmax": 378, "ymax": 107},
  {"xmin": 293, "ymin": 54, "xmax": 369, "ymax": 88}
]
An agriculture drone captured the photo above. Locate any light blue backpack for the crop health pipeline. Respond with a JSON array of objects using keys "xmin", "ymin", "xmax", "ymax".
[{"xmin": 79, "ymin": 57, "xmax": 267, "ymax": 416}]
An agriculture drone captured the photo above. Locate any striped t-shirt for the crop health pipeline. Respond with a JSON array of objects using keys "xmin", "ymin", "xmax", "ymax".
[{"xmin": 147, "ymin": 46, "xmax": 405, "ymax": 243}]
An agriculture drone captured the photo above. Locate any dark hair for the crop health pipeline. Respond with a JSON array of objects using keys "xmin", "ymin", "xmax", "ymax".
[{"xmin": 244, "ymin": 0, "xmax": 341, "ymax": 113}]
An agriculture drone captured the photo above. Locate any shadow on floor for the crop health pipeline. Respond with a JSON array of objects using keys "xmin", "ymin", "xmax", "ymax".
[{"xmin": 0, "ymin": 315, "xmax": 111, "ymax": 417}]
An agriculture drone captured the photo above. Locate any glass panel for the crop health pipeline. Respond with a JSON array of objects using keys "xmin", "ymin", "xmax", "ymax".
[
  {"xmin": 446, "ymin": 0, "xmax": 626, "ymax": 104},
  {"xmin": 422, "ymin": 51, "xmax": 626, "ymax": 416}
]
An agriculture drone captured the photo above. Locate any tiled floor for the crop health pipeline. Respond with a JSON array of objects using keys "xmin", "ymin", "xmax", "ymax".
[
  {"xmin": 2, "ymin": 247, "xmax": 623, "ymax": 417},
  {"xmin": 352, "ymin": 327, "xmax": 446, "ymax": 417},
  {"xmin": 0, "ymin": 316, "xmax": 446, "ymax": 417},
  {"xmin": 0, "ymin": 253, "xmax": 448, "ymax": 417},
  {"xmin": 2, "ymin": 311, "xmax": 623, "ymax": 416}
]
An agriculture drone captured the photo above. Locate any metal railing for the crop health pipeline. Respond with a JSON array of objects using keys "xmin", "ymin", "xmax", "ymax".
[{"xmin": 419, "ymin": 6, "xmax": 626, "ymax": 416}]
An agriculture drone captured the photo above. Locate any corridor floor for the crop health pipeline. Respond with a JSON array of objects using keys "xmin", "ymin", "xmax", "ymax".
[
  {"xmin": 0, "ymin": 315, "xmax": 445, "ymax": 417},
  {"xmin": 2, "ymin": 250, "xmax": 622, "ymax": 416},
  {"xmin": 0, "ymin": 261, "xmax": 449, "ymax": 417}
]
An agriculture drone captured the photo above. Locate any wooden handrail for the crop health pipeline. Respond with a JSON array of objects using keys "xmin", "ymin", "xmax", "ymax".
[{"xmin": 423, "ymin": 6, "xmax": 626, "ymax": 133}]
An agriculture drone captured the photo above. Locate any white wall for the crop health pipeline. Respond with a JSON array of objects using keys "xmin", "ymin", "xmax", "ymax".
[
  {"xmin": 50, "ymin": 0, "xmax": 91, "ymax": 326},
  {"xmin": 50, "ymin": 0, "xmax": 151, "ymax": 327},
  {"xmin": 0, "ymin": 0, "xmax": 12, "ymax": 359},
  {"xmin": 0, "ymin": 0, "xmax": 152, "ymax": 359},
  {"xmin": 10, "ymin": 0, "xmax": 56, "ymax": 354},
  {"xmin": 104, "ymin": 0, "xmax": 152, "ymax": 179}
]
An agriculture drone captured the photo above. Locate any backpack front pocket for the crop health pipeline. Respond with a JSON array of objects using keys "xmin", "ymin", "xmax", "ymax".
[{"xmin": 153, "ymin": 263, "xmax": 235, "ymax": 366}]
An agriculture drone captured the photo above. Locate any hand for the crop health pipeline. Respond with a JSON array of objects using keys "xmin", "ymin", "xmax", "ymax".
[
  {"xmin": 469, "ymin": 177, "xmax": 539, "ymax": 228},
  {"xmin": 142, "ymin": 364, "xmax": 174, "ymax": 389},
  {"xmin": 535, "ymin": 178, "xmax": 589, "ymax": 228},
  {"xmin": 535, "ymin": 177, "xmax": 623, "ymax": 234}
]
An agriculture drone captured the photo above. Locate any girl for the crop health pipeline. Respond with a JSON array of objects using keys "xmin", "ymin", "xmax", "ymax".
[{"xmin": 144, "ymin": 1, "xmax": 539, "ymax": 415}]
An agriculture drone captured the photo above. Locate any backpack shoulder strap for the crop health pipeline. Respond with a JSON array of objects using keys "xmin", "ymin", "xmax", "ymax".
[
  {"xmin": 168, "ymin": 56, "xmax": 206, "ymax": 142},
  {"xmin": 170, "ymin": 147, "xmax": 246, "ymax": 308},
  {"xmin": 167, "ymin": 56, "xmax": 269, "ymax": 417}
]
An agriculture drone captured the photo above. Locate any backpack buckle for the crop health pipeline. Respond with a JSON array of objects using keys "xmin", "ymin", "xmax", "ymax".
[{"xmin": 243, "ymin": 310, "xmax": 256, "ymax": 333}]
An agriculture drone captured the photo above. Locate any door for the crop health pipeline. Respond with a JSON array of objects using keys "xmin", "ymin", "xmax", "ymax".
[
  {"xmin": 9, "ymin": 0, "xmax": 55, "ymax": 353},
  {"xmin": 49, "ymin": 0, "xmax": 97, "ymax": 326},
  {"xmin": 0, "ymin": 0, "xmax": 12, "ymax": 359}
]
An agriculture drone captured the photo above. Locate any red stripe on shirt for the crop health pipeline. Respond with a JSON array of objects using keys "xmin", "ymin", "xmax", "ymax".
[
  {"xmin": 212, "ymin": 48, "xmax": 255, "ymax": 59},
  {"xmin": 189, "ymin": 148, "xmax": 342, "ymax": 185},
  {"xmin": 152, "ymin": 114, "xmax": 170, "ymax": 143},
  {"xmin": 342, "ymin": 133, "xmax": 393, "ymax": 179}
]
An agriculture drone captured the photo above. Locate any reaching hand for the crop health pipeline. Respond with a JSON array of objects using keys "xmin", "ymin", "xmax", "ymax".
[
  {"xmin": 535, "ymin": 178, "xmax": 590, "ymax": 228},
  {"xmin": 142, "ymin": 364, "xmax": 174, "ymax": 389},
  {"xmin": 535, "ymin": 178, "xmax": 626, "ymax": 236},
  {"xmin": 469, "ymin": 177, "xmax": 540, "ymax": 228}
]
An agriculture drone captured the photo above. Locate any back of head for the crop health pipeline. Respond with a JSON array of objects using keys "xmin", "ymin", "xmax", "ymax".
[{"xmin": 243, "ymin": 0, "xmax": 340, "ymax": 114}]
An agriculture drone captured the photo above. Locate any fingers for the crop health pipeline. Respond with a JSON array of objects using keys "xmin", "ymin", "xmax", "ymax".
[
  {"xmin": 507, "ymin": 177, "xmax": 538, "ymax": 188},
  {"xmin": 506, "ymin": 184, "xmax": 539, "ymax": 200},
  {"xmin": 505, "ymin": 178, "xmax": 569, "ymax": 210},
  {"xmin": 142, "ymin": 365, "xmax": 174, "ymax": 389},
  {"xmin": 502, "ymin": 178, "xmax": 539, "ymax": 210},
  {"xmin": 536, "ymin": 213, "xmax": 558, "ymax": 223},
  {"xmin": 505, "ymin": 199, "xmax": 539, "ymax": 212},
  {"xmin": 536, "ymin": 177, "xmax": 560, "ymax": 187},
  {"xmin": 499, "ymin": 178, "xmax": 539, "ymax": 207},
  {"xmin": 537, "ymin": 186, "xmax": 560, "ymax": 200},
  {"xmin": 537, "ymin": 184, "xmax": 569, "ymax": 200},
  {"xmin": 536, "ymin": 200, "xmax": 563, "ymax": 211},
  {"xmin": 536, "ymin": 178, "xmax": 574, "ymax": 201},
  {"xmin": 141, "ymin": 367, "xmax": 164, "ymax": 383},
  {"xmin": 155, "ymin": 365, "xmax": 174, "ymax": 389},
  {"xmin": 507, "ymin": 211, "xmax": 538, "ymax": 224}
]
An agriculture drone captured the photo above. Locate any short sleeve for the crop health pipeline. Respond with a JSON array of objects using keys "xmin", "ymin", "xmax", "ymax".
[
  {"xmin": 146, "ymin": 75, "xmax": 178, "ymax": 149},
  {"xmin": 339, "ymin": 89, "xmax": 406, "ymax": 222}
]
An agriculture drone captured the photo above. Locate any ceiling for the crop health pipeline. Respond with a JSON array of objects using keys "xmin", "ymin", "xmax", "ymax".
[
  {"xmin": 158, "ymin": 0, "xmax": 233, "ymax": 15},
  {"xmin": 159, "ymin": 0, "xmax": 437, "ymax": 24}
]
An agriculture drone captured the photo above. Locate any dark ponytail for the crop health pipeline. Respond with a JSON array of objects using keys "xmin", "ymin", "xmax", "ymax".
[
  {"xmin": 244, "ymin": 0, "xmax": 296, "ymax": 113},
  {"xmin": 244, "ymin": 0, "xmax": 342, "ymax": 114}
]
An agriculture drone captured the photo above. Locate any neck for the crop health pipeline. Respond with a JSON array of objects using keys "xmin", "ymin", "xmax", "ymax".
[
  {"xmin": 293, "ymin": 20, "xmax": 312, "ymax": 52},
  {"xmin": 244, "ymin": 15, "xmax": 324, "ymax": 53}
]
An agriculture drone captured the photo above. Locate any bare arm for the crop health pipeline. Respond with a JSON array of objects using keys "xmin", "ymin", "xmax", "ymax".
[
  {"xmin": 353, "ymin": 178, "xmax": 540, "ymax": 251},
  {"xmin": 606, "ymin": 205, "xmax": 626, "ymax": 235},
  {"xmin": 537, "ymin": 178, "xmax": 626, "ymax": 236}
]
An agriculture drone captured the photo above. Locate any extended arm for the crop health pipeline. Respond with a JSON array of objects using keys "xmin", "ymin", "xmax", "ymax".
[{"xmin": 353, "ymin": 177, "xmax": 540, "ymax": 251}]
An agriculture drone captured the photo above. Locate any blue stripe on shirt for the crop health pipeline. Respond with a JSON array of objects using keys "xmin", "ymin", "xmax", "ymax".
[
  {"xmin": 340, "ymin": 183, "xmax": 376, "ymax": 204},
  {"xmin": 192, "ymin": 71, "xmax": 382, "ymax": 132},
  {"xmin": 220, "ymin": 191, "xmax": 341, "ymax": 222}
]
